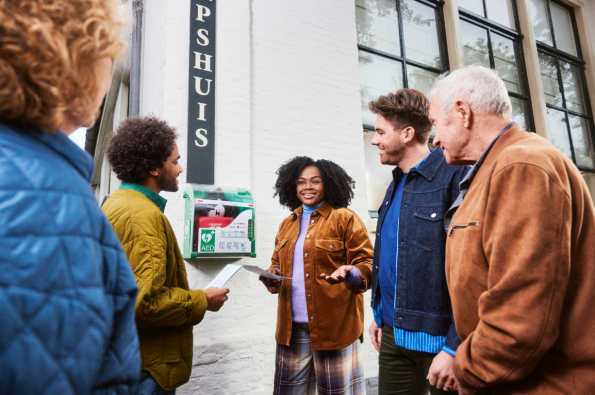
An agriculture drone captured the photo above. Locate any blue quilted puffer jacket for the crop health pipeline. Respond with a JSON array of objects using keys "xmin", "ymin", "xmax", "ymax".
[{"xmin": 0, "ymin": 123, "xmax": 140, "ymax": 394}]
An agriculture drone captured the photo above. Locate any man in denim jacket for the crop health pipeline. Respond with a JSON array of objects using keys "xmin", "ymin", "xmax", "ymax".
[{"xmin": 368, "ymin": 89, "xmax": 469, "ymax": 394}]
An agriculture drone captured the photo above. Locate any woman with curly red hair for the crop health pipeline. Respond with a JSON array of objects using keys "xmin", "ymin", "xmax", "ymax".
[{"xmin": 0, "ymin": 1, "xmax": 140, "ymax": 394}]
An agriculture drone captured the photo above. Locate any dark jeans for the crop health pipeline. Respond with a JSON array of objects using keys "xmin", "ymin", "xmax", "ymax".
[
  {"xmin": 379, "ymin": 325, "xmax": 449, "ymax": 395},
  {"xmin": 134, "ymin": 373, "xmax": 176, "ymax": 395}
]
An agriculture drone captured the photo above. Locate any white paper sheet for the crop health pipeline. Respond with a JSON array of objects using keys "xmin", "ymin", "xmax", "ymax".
[
  {"xmin": 206, "ymin": 264, "xmax": 243, "ymax": 288},
  {"xmin": 205, "ymin": 263, "xmax": 291, "ymax": 288}
]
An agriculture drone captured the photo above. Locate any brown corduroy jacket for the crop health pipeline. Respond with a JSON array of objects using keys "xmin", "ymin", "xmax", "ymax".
[
  {"xmin": 446, "ymin": 126, "xmax": 595, "ymax": 394},
  {"xmin": 268, "ymin": 202, "xmax": 374, "ymax": 351}
]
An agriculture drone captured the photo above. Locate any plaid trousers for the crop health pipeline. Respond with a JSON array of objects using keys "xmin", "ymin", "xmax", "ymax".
[{"xmin": 273, "ymin": 323, "xmax": 366, "ymax": 395}]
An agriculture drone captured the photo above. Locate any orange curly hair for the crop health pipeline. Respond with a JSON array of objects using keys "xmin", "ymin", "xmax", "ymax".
[{"xmin": 0, "ymin": 0, "xmax": 127, "ymax": 132}]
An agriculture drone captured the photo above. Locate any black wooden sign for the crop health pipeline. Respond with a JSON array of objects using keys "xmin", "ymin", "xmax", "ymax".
[{"xmin": 187, "ymin": 0, "xmax": 216, "ymax": 184}]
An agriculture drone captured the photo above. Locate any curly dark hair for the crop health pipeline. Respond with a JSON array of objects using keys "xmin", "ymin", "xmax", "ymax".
[
  {"xmin": 274, "ymin": 156, "xmax": 355, "ymax": 211},
  {"xmin": 106, "ymin": 116, "xmax": 178, "ymax": 184}
]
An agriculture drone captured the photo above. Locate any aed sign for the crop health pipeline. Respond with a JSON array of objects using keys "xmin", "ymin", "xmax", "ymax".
[
  {"xmin": 187, "ymin": 0, "xmax": 216, "ymax": 184},
  {"xmin": 200, "ymin": 229, "xmax": 216, "ymax": 251}
]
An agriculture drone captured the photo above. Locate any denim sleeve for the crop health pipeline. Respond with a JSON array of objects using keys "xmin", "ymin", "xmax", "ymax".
[{"xmin": 443, "ymin": 316, "xmax": 462, "ymax": 354}]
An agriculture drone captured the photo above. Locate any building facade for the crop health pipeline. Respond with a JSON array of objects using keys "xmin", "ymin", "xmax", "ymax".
[{"xmin": 89, "ymin": 0, "xmax": 595, "ymax": 393}]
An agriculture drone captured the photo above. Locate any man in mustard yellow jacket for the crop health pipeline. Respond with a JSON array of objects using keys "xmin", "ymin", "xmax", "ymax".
[{"xmin": 103, "ymin": 116, "xmax": 230, "ymax": 394}]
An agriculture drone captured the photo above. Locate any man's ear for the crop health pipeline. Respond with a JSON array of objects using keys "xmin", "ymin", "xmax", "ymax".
[
  {"xmin": 149, "ymin": 168, "xmax": 160, "ymax": 177},
  {"xmin": 402, "ymin": 126, "xmax": 416, "ymax": 144},
  {"xmin": 454, "ymin": 100, "xmax": 472, "ymax": 129}
]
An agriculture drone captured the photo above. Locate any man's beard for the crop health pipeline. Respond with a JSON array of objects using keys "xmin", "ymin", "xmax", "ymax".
[
  {"xmin": 157, "ymin": 170, "xmax": 178, "ymax": 192},
  {"xmin": 384, "ymin": 142, "xmax": 407, "ymax": 166}
]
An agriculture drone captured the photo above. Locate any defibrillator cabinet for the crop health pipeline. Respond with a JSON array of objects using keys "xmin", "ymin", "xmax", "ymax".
[{"xmin": 183, "ymin": 184, "xmax": 256, "ymax": 258}]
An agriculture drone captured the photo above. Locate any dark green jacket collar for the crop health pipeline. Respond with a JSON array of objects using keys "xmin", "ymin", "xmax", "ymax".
[{"xmin": 119, "ymin": 182, "xmax": 167, "ymax": 212}]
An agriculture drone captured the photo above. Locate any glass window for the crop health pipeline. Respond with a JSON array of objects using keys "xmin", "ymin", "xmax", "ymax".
[
  {"xmin": 459, "ymin": 6, "xmax": 533, "ymax": 131},
  {"xmin": 356, "ymin": 0, "xmax": 449, "ymax": 215},
  {"xmin": 485, "ymin": 0, "xmax": 515, "ymax": 30},
  {"xmin": 461, "ymin": 21, "xmax": 490, "ymax": 67},
  {"xmin": 356, "ymin": 0, "xmax": 401, "ymax": 55},
  {"xmin": 568, "ymin": 115, "xmax": 595, "ymax": 169},
  {"xmin": 491, "ymin": 33, "xmax": 521, "ymax": 94},
  {"xmin": 560, "ymin": 61, "xmax": 585, "ymax": 114},
  {"xmin": 358, "ymin": 51, "xmax": 403, "ymax": 126},
  {"xmin": 407, "ymin": 65, "xmax": 439, "ymax": 95},
  {"xmin": 363, "ymin": 134, "xmax": 394, "ymax": 211},
  {"xmin": 550, "ymin": 2, "xmax": 577, "ymax": 56},
  {"xmin": 547, "ymin": 108, "xmax": 573, "ymax": 159},
  {"xmin": 539, "ymin": 52, "xmax": 563, "ymax": 107},
  {"xmin": 535, "ymin": 1, "xmax": 595, "ymax": 172},
  {"xmin": 459, "ymin": 0, "xmax": 515, "ymax": 30},
  {"xmin": 402, "ymin": 0, "xmax": 443, "ymax": 68},
  {"xmin": 530, "ymin": 0, "xmax": 553, "ymax": 45},
  {"xmin": 458, "ymin": 0, "xmax": 484, "ymax": 16}
]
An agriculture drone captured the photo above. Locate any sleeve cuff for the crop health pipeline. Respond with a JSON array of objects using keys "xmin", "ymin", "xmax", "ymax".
[
  {"xmin": 442, "ymin": 346, "xmax": 456, "ymax": 357},
  {"xmin": 188, "ymin": 289, "xmax": 208, "ymax": 326},
  {"xmin": 344, "ymin": 267, "xmax": 364, "ymax": 287}
]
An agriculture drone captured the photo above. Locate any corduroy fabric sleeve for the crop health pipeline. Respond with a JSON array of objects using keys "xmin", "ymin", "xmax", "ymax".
[
  {"xmin": 453, "ymin": 162, "xmax": 571, "ymax": 389},
  {"xmin": 344, "ymin": 214, "xmax": 374, "ymax": 293},
  {"xmin": 127, "ymin": 234, "xmax": 207, "ymax": 328}
]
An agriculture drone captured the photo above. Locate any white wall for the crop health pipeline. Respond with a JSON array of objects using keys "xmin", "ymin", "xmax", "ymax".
[{"xmin": 140, "ymin": 0, "xmax": 376, "ymax": 393}]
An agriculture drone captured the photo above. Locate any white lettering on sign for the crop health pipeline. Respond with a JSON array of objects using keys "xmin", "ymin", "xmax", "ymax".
[
  {"xmin": 197, "ymin": 29, "xmax": 209, "ymax": 46},
  {"xmin": 193, "ymin": 52, "xmax": 212, "ymax": 72},
  {"xmin": 194, "ymin": 77, "xmax": 212, "ymax": 95},
  {"xmin": 196, "ymin": 5, "xmax": 211, "ymax": 21},
  {"xmin": 197, "ymin": 102, "xmax": 207, "ymax": 121},
  {"xmin": 195, "ymin": 129, "xmax": 208, "ymax": 147}
]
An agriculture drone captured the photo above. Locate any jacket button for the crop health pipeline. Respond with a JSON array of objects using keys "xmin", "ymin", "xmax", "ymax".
[
  {"xmin": 306, "ymin": 274, "xmax": 310, "ymax": 278},
  {"xmin": 375, "ymin": 266, "xmax": 378, "ymax": 270},
  {"xmin": 313, "ymin": 212, "xmax": 317, "ymax": 216},
  {"xmin": 310, "ymin": 317, "xmax": 314, "ymax": 321},
  {"xmin": 307, "ymin": 295, "xmax": 312, "ymax": 299},
  {"xmin": 311, "ymin": 220, "xmax": 315, "ymax": 224},
  {"xmin": 397, "ymin": 317, "xmax": 403, "ymax": 320},
  {"xmin": 385, "ymin": 201, "xmax": 389, "ymax": 206},
  {"xmin": 305, "ymin": 253, "xmax": 308, "ymax": 257},
  {"xmin": 378, "ymin": 232, "xmax": 381, "ymax": 237},
  {"xmin": 431, "ymin": 213, "xmax": 436, "ymax": 218},
  {"xmin": 329, "ymin": 245, "xmax": 333, "ymax": 249},
  {"xmin": 307, "ymin": 235, "xmax": 310, "ymax": 239}
]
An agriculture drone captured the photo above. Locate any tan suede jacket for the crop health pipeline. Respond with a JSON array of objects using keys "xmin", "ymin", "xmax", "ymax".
[
  {"xmin": 268, "ymin": 202, "xmax": 374, "ymax": 351},
  {"xmin": 446, "ymin": 126, "xmax": 595, "ymax": 394}
]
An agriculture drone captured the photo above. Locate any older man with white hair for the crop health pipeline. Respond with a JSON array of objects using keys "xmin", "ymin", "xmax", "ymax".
[{"xmin": 428, "ymin": 65, "xmax": 595, "ymax": 395}]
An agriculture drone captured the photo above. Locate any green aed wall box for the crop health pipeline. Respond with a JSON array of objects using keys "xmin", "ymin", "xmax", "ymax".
[{"xmin": 183, "ymin": 184, "xmax": 256, "ymax": 258}]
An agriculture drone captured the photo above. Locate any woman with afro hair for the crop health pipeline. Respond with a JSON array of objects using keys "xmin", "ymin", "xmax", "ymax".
[{"xmin": 259, "ymin": 156, "xmax": 374, "ymax": 395}]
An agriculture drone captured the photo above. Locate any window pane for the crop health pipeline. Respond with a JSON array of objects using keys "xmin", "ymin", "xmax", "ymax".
[
  {"xmin": 401, "ymin": 0, "xmax": 443, "ymax": 69},
  {"xmin": 550, "ymin": 2, "xmax": 577, "ymax": 56},
  {"xmin": 530, "ymin": 0, "xmax": 553, "ymax": 45},
  {"xmin": 458, "ymin": 0, "xmax": 484, "ymax": 16},
  {"xmin": 510, "ymin": 96, "xmax": 529, "ymax": 130},
  {"xmin": 560, "ymin": 61, "xmax": 585, "ymax": 114},
  {"xmin": 356, "ymin": 0, "xmax": 401, "ymax": 56},
  {"xmin": 539, "ymin": 52, "xmax": 563, "ymax": 107},
  {"xmin": 486, "ymin": 0, "xmax": 515, "ymax": 29},
  {"xmin": 407, "ymin": 66, "xmax": 439, "ymax": 96},
  {"xmin": 359, "ymin": 51, "xmax": 404, "ymax": 126},
  {"xmin": 547, "ymin": 108, "xmax": 573, "ymax": 159},
  {"xmin": 492, "ymin": 34, "xmax": 521, "ymax": 94},
  {"xmin": 364, "ymin": 135, "xmax": 394, "ymax": 211},
  {"xmin": 461, "ymin": 20, "xmax": 490, "ymax": 67},
  {"xmin": 568, "ymin": 115, "xmax": 595, "ymax": 168}
]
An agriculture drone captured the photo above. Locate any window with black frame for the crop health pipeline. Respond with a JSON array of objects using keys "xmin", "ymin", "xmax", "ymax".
[
  {"xmin": 355, "ymin": 0, "xmax": 449, "ymax": 220},
  {"xmin": 458, "ymin": 0, "xmax": 534, "ymax": 132},
  {"xmin": 530, "ymin": 0, "xmax": 595, "ymax": 171}
]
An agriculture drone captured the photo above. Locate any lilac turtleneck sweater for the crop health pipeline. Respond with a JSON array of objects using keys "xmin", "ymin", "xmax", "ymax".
[{"xmin": 291, "ymin": 202, "xmax": 362, "ymax": 323}]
